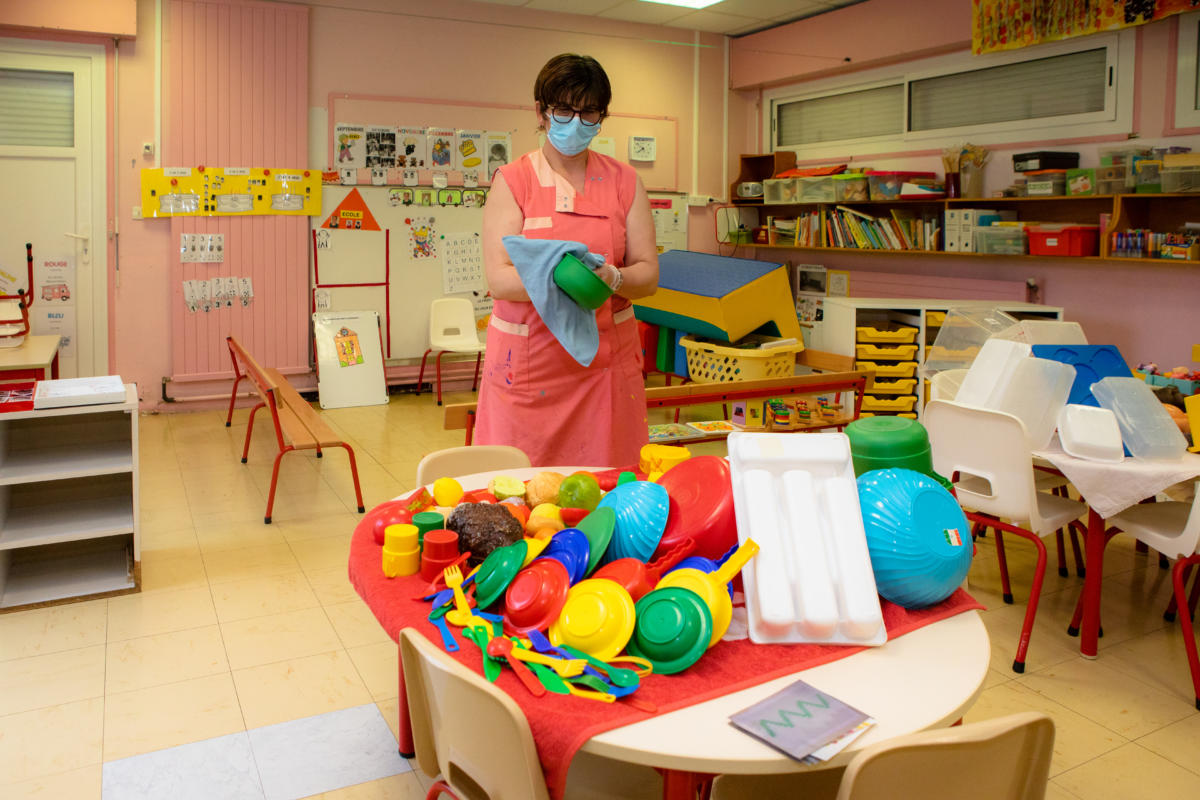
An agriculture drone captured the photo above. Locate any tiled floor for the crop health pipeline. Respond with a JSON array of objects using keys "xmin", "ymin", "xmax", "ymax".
[{"xmin": 0, "ymin": 389, "xmax": 1197, "ymax": 798}]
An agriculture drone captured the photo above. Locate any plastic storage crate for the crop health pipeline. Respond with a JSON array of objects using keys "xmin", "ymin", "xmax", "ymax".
[
  {"xmin": 975, "ymin": 227, "xmax": 1028, "ymax": 254},
  {"xmin": 799, "ymin": 176, "xmax": 837, "ymax": 202},
  {"xmin": 866, "ymin": 171, "xmax": 936, "ymax": 200},
  {"xmin": 833, "ymin": 173, "xmax": 870, "ymax": 201},
  {"xmin": 1026, "ymin": 170, "xmax": 1067, "ymax": 196},
  {"xmin": 680, "ymin": 335, "xmax": 802, "ymax": 382},
  {"xmin": 855, "ymin": 360, "xmax": 918, "ymax": 378},
  {"xmin": 855, "ymin": 343, "xmax": 919, "ymax": 361},
  {"xmin": 861, "ymin": 394, "xmax": 918, "ymax": 412},
  {"xmin": 763, "ymin": 178, "xmax": 801, "ymax": 205},
  {"xmin": 1026, "ymin": 224, "xmax": 1100, "ymax": 257},
  {"xmin": 869, "ymin": 378, "xmax": 918, "ymax": 395},
  {"xmin": 855, "ymin": 325, "xmax": 919, "ymax": 344},
  {"xmin": 1162, "ymin": 165, "xmax": 1200, "ymax": 192}
]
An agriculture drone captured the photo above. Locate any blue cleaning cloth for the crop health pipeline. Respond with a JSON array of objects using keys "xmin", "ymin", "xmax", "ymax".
[{"xmin": 502, "ymin": 235, "xmax": 607, "ymax": 367}]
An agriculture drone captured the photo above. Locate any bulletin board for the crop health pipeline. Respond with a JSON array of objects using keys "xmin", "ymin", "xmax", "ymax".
[{"xmin": 313, "ymin": 185, "xmax": 489, "ymax": 361}]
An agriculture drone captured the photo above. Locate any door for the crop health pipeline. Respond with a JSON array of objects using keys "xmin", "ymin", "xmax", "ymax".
[{"xmin": 0, "ymin": 38, "xmax": 107, "ymax": 378}]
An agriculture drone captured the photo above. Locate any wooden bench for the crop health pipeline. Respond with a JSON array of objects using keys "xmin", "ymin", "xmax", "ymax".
[
  {"xmin": 225, "ymin": 336, "xmax": 365, "ymax": 523},
  {"xmin": 444, "ymin": 351, "xmax": 871, "ymax": 446}
]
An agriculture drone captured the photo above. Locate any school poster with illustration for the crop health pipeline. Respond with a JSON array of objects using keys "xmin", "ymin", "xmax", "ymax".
[{"xmin": 334, "ymin": 124, "xmax": 366, "ymax": 169}]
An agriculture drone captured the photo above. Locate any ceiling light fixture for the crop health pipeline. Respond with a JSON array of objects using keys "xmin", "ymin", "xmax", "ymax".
[{"xmin": 637, "ymin": 0, "xmax": 725, "ymax": 9}]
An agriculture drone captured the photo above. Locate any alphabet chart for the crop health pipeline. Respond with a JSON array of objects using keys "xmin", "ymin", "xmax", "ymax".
[{"xmin": 442, "ymin": 231, "xmax": 484, "ymax": 294}]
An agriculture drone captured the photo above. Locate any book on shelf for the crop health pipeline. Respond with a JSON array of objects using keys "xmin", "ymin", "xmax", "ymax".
[{"xmin": 33, "ymin": 375, "xmax": 126, "ymax": 409}]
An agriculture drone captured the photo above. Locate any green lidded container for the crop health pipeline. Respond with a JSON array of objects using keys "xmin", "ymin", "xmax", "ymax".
[{"xmin": 553, "ymin": 252, "xmax": 613, "ymax": 310}]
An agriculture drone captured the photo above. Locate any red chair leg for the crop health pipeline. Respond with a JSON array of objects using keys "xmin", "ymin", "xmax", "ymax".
[
  {"xmin": 1069, "ymin": 525, "xmax": 1086, "ymax": 577},
  {"xmin": 1170, "ymin": 555, "xmax": 1200, "ymax": 710},
  {"xmin": 993, "ymin": 527, "xmax": 1014, "ymax": 604},
  {"xmin": 425, "ymin": 779, "xmax": 460, "ymax": 800},
  {"xmin": 1055, "ymin": 529, "xmax": 1068, "ymax": 578},
  {"xmin": 435, "ymin": 351, "xmax": 445, "ymax": 406},
  {"xmin": 1164, "ymin": 563, "xmax": 1188, "ymax": 622},
  {"xmin": 417, "ymin": 349, "xmax": 432, "ymax": 395},
  {"xmin": 338, "ymin": 443, "xmax": 366, "ymax": 513},
  {"xmin": 982, "ymin": 518, "xmax": 1048, "ymax": 673},
  {"xmin": 472, "ymin": 352, "xmax": 482, "ymax": 392}
]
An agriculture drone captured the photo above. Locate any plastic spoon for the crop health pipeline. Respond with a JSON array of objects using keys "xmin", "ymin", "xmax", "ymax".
[
  {"xmin": 427, "ymin": 612, "xmax": 459, "ymax": 652},
  {"xmin": 500, "ymin": 646, "xmax": 587, "ymax": 677},
  {"xmin": 558, "ymin": 644, "xmax": 639, "ymax": 687},
  {"xmin": 486, "ymin": 637, "xmax": 546, "ymax": 697},
  {"xmin": 564, "ymin": 682, "xmax": 616, "ymax": 703},
  {"xmin": 527, "ymin": 629, "xmax": 607, "ymax": 680},
  {"xmin": 461, "ymin": 627, "xmax": 501, "ymax": 682}
]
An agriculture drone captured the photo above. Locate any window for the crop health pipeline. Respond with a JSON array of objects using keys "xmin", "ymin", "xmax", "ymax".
[
  {"xmin": 764, "ymin": 32, "xmax": 1134, "ymax": 159},
  {"xmin": 1174, "ymin": 12, "xmax": 1200, "ymax": 129},
  {"xmin": 0, "ymin": 67, "xmax": 74, "ymax": 147}
]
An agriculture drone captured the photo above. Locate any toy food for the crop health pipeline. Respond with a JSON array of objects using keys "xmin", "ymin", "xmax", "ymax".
[
  {"xmin": 557, "ymin": 472, "xmax": 602, "ymax": 510},
  {"xmin": 488, "ymin": 475, "xmax": 526, "ymax": 501},
  {"xmin": 526, "ymin": 471, "xmax": 566, "ymax": 508},
  {"xmin": 446, "ymin": 502, "xmax": 525, "ymax": 565},
  {"xmin": 432, "ymin": 477, "xmax": 464, "ymax": 506}
]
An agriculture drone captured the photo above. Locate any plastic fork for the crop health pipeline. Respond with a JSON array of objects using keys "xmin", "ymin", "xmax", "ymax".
[{"xmin": 501, "ymin": 645, "xmax": 586, "ymax": 677}]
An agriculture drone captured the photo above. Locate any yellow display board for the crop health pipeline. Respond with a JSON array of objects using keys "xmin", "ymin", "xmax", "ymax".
[{"xmin": 140, "ymin": 167, "xmax": 322, "ymax": 217}]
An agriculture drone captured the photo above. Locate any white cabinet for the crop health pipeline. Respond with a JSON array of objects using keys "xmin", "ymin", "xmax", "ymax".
[
  {"xmin": 0, "ymin": 385, "xmax": 139, "ymax": 610},
  {"xmin": 810, "ymin": 299, "xmax": 1063, "ymax": 418}
]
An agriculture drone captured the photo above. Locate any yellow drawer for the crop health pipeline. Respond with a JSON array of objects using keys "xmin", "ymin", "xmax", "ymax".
[
  {"xmin": 856, "ymin": 343, "xmax": 919, "ymax": 361},
  {"xmin": 925, "ymin": 345, "xmax": 980, "ymax": 361},
  {"xmin": 856, "ymin": 325, "xmax": 918, "ymax": 344},
  {"xmin": 926, "ymin": 311, "xmax": 946, "ymax": 327},
  {"xmin": 856, "ymin": 360, "xmax": 918, "ymax": 378},
  {"xmin": 870, "ymin": 378, "xmax": 917, "ymax": 395},
  {"xmin": 861, "ymin": 394, "xmax": 918, "ymax": 412},
  {"xmin": 860, "ymin": 412, "xmax": 918, "ymax": 419}
]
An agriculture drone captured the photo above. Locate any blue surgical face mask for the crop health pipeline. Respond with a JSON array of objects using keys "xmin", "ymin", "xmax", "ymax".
[{"xmin": 546, "ymin": 115, "xmax": 599, "ymax": 156}]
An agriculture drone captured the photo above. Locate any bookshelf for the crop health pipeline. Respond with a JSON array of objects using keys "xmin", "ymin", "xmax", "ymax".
[{"xmin": 735, "ymin": 193, "xmax": 1200, "ymax": 263}]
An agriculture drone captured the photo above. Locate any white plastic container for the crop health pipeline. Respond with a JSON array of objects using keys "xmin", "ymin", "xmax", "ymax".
[
  {"xmin": 955, "ymin": 338, "xmax": 1033, "ymax": 409},
  {"xmin": 727, "ymin": 431, "xmax": 886, "ymax": 646},
  {"xmin": 1091, "ymin": 377, "xmax": 1187, "ymax": 461},
  {"xmin": 986, "ymin": 356, "xmax": 1076, "ymax": 449},
  {"xmin": 1057, "ymin": 404, "xmax": 1125, "ymax": 463},
  {"xmin": 922, "ymin": 307, "xmax": 1019, "ymax": 376}
]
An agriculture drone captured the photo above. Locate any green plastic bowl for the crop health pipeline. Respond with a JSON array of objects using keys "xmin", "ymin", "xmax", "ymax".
[
  {"xmin": 845, "ymin": 416, "xmax": 934, "ymax": 477},
  {"xmin": 553, "ymin": 253, "xmax": 613, "ymax": 310}
]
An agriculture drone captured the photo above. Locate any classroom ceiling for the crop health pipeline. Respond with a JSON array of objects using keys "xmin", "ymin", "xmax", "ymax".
[{"xmin": 469, "ymin": 0, "xmax": 864, "ymax": 37}]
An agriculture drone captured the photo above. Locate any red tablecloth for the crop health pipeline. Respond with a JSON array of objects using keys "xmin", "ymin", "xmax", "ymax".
[{"xmin": 349, "ymin": 517, "xmax": 983, "ymax": 799}]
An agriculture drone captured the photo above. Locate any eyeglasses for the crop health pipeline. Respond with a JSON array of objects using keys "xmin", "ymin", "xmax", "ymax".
[{"xmin": 547, "ymin": 106, "xmax": 604, "ymax": 127}]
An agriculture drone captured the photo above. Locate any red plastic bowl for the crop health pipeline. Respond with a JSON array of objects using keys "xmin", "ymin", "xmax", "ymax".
[
  {"xmin": 654, "ymin": 456, "xmax": 737, "ymax": 561},
  {"xmin": 502, "ymin": 558, "xmax": 571, "ymax": 635}
]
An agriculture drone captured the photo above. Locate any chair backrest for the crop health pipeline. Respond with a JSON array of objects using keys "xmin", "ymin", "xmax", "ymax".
[
  {"xmin": 924, "ymin": 399, "xmax": 1046, "ymax": 529},
  {"xmin": 430, "ymin": 297, "xmax": 480, "ymax": 343},
  {"xmin": 929, "ymin": 368, "xmax": 968, "ymax": 401},
  {"xmin": 835, "ymin": 712, "xmax": 1055, "ymax": 800},
  {"xmin": 399, "ymin": 628, "xmax": 551, "ymax": 800},
  {"xmin": 416, "ymin": 445, "xmax": 531, "ymax": 487}
]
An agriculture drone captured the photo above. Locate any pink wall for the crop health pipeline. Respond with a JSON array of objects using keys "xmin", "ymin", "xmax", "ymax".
[
  {"xmin": 729, "ymin": 0, "xmax": 971, "ymax": 90},
  {"xmin": 728, "ymin": 5, "xmax": 1200, "ymax": 370},
  {"xmin": 2, "ymin": 0, "xmax": 137, "ymax": 38}
]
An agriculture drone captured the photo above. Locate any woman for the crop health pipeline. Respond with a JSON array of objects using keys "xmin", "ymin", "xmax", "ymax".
[{"xmin": 476, "ymin": 53, "xmax": 659, "ymax": 468}]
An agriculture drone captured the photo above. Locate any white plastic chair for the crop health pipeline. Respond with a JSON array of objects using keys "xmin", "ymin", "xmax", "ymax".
[
  {"xmin": 925, "ymin": 399, "xmax": 1088, "ymax": 672},
  {"xmin": 415, "ymin": 445, "xmax": 531, "ymax": 487},
  {"xmin": 834, "ymin": 712, "xmax": 1055, "ymax": 800},
  {"xmin": 399, "ymin": 628, "xmax": 662, "ymax": 800},
  {"xmin": 418, "ymin": 298, "xmax": 486, "ymax": 406},
  {"xmin": 1107, "ymin": 484, "xmax": 1200, "ymax": 709}
]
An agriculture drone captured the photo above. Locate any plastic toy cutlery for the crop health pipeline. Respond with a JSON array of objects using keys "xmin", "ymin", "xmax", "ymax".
[{"xmin": 486, "ymin": 636, "xmax": 546, "ymax": 696}]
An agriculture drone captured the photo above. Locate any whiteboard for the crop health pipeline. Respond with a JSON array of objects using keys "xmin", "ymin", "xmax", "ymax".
[
  {"xmin": 312, "ymin": 310, "xmax": 388, "ymax": 409},
  {"xmin": 313, "ymin": 186, "xmax": 489, "ymax": 361}
]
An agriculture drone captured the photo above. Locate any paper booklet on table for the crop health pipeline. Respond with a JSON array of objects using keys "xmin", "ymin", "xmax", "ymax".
[
  {"xmin": 729, "ymin": 679, "xmax": 872, "ymax": 762},
  {"xmin": 33, "ymin": 375, "xmax": 126, "ymax": 409}
]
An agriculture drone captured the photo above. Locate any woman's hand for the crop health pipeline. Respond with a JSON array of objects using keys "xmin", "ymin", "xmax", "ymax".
[{"xmin": 593, "ymin": 262, "xmax": 624, "ymax": 293}]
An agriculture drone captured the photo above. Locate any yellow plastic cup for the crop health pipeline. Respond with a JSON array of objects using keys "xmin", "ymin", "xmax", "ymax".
[
  {"xmin": 382, "ymin": 523, "xmax": 420, "ymax": 578},
  {"xmin": 654, "ymin": 539, "xmax": 759, "ymax": 646}
]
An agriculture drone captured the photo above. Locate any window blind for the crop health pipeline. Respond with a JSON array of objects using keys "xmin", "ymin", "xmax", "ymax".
[
  {"xmin": 776, "ymin": 84, "xmax": 903, "ymax": 146},
  {"xmin": 0, "ymin": 68, "xmax": 74, "ymax": 147},
  {"xmin": 909, "ymin": 49, "xmax": 1107, "ymax": 131}
]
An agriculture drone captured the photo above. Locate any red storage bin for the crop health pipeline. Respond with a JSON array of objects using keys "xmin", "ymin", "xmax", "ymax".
[{"xmin": 1026, "ymin": 224, "xmax": 1100, "ymax": 257}]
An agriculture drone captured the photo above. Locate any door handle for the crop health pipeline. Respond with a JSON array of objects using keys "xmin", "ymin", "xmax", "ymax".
[{"xmin": 64, "ymin": 231, "xmax": 90, "ymax": 264}]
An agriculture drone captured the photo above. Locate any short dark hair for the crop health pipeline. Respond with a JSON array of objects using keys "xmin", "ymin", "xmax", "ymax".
[{"xmin": 534, "ymin": 54, "xmax": 611, "ymax": 114}]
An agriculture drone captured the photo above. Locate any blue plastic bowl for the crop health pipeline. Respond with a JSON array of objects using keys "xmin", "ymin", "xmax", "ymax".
[
  {"xmin": 856, "ymin": 468, "xmax": 972, "ymax": 609},
  {"xmin": 540, "ymin": 528, "xmax": 591, "ymax": 584},
  {"xmin": 596, "ymin": 481, "xmax": 669, "ymax": 564},
  {"xmin": 667, "ymin": 543, "xmax": 738, "ymax": 599}
]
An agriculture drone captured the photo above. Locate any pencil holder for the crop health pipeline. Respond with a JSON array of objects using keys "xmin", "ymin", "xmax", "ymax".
[{"xmin": 554, "ymin": 253, "xmax": 613, "ymax": 309}]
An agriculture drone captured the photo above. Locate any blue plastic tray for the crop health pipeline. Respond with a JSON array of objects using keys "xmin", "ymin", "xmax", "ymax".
[{"xmin": 1031, "ymin": 345, "xmax": 1131, "ymax": 407}]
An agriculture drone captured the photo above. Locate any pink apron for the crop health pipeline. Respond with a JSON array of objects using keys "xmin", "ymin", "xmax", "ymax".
[{"xmin": 475, "ymin": 149, "xmax": 648, "ymax": 468}]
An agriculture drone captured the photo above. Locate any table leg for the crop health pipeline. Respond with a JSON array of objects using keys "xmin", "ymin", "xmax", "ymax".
[
  {"xmin": 50, "ymin": 349, "xmax": 59, "ymax": 379},
  {"xmin": 397, "ymin": 655, "xmax": 415, "ymax": 758},
  {"xmin": 1078, "ymin": 508, "xmax": 1106, "ymax": 658},
  {"xmin": 660, "ymin": 769, "xmax": 715, "ymax": 800}
]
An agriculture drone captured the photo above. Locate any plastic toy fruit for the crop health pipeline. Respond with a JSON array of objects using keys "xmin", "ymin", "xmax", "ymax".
[
  {"xmin": 433, "ymin": 477, "xmax": 464, "ymax": 506},
  {"xmin": 558, "ymin": 473, "xmax": 602, "ymax": 511},
  {"xmin": 488, "ymin": 475, "xmax": 525, "ymax": 501}
]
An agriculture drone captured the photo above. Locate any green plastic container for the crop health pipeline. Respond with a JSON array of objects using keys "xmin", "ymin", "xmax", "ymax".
[
  {"xmin": 845, "ymin": 416, "xmax": 935, "ymax": 477},
  {"xmin": 553, "ymin": 252, "xmax": 613, "ymax": 309}
]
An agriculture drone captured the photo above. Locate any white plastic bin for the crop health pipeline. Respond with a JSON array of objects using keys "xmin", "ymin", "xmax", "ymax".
[
  {"xmin": 1091, "ymin": 377, "xmax": 1187, "ymax": 460},
  {"xmin": 987, "ymin": 356, "xmax": 1076, "ymax": 449},
  {"xmin": 1057, "ymin": 404, "xmax": 1124, "ymax": 463},
  {"xmin": 955, "ymin": 338, "xmax": 1033, "ymax": 409}
]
